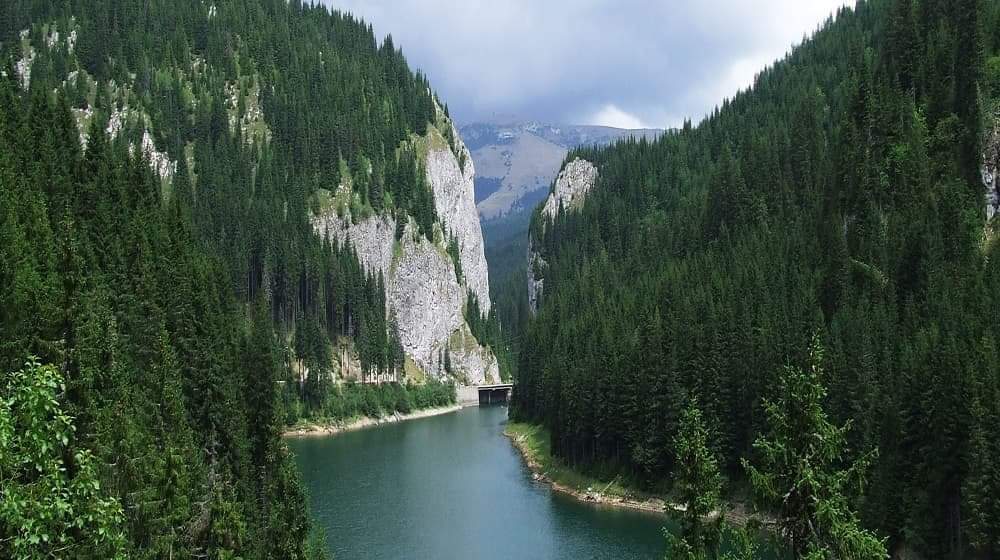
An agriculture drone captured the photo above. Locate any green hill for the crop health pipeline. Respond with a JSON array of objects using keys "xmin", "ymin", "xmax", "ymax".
[
  {"xmin": 0, "ymin": 1, "xmax": 463, "ymax": 557},
  {"xmin": 513, "ymin": 1, "xmax": 1000, "ymax": 557}
]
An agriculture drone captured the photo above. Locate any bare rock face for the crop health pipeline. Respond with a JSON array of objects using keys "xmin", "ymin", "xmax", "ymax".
[
  {"xmin": 313, "ymin": 206, "xmax": 498, "ymax": 384},
  {"xmin": 542, "ymin": 158, "xmax": 599, "ymax": 218},
  {"xmin": 426, "ymin": 119, "xmax": 492, "ymax": 313},
  {"xmin": 983, "ymin": 114, "xmax": 1000, "ymax": 221},
  {"xmin": 310, "ymin": 116, "xmax": 499, "ymax": 385},
  {"xmin": 527, "ymin": 236, "xmax": 545, "ymax": 315},
  {"xmin": 529, "ymin": 158, "xmax": 598, "ymax": 314}
]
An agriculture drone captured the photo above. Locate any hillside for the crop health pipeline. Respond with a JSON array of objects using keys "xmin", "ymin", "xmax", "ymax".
[
  {"xmin": 0, "ymin": 0, "xmax": 493, "ymax": 557},
  {"xmin": 514, "ymin": 0, "xmax": 1000, "ymax": 557},
  {"xmin": 469, "ymin": 121, "xmax": 661, "ymax": 367},
  {"xmin": 462, "ymin": 120, "xmax": 661, "ymax": 221}
]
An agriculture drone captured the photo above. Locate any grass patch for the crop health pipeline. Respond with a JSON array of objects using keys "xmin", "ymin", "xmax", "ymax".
[
  {"xmin": 505, "ymin": 422, "xmax": 647, "ymax": 501},
  {"xmin": 403, "ymin": 356, "xmax": 426, "ymax": 383}
]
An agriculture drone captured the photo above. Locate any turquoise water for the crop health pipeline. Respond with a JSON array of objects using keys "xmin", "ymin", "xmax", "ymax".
[{"xmin": 287, "ymin": 406, "xmax": 668, "ymax": 559}]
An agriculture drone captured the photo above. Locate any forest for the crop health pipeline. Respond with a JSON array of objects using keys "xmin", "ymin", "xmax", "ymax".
[
  {"xmin": 0, "ymin": 0, "xmax": 465, "ymax": 557},
  {"xmin": 513, "ymin": 0, "xmax": 1000, "ymax": 557}
]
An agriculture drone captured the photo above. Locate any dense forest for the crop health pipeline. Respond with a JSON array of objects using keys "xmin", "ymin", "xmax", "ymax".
[
  {"xmin": 483, "ymin": 220, "xmax": 531, "ymax": 381},
  {"xmin": 0, "ymin": 0, "xmax": 463, "ymax": 557},
  {"xmin": 513, "ymin": 0, "xmax": 1000, "ymax": 557}
]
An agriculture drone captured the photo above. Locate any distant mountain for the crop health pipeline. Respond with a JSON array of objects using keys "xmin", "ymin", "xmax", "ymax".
[{"xmin": 461, "ymin": 121, "xmax": 661, "ymax": 220}]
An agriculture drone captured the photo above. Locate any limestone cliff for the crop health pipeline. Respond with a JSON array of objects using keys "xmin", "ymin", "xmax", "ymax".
[
  {"xmin": 311, "ymin": 116, "xmax": 498, "ymax": 385},
  {"xmin": 983, "ymin": 111, "xmax": 1000, "ymax": 222},
  {"xmin": 541, "ymin": 158, "xmax": 599, "ymax": 218},
  {"xmin": 528, "ymin": 158, "xmax": 598, "ymax": 314},
  {"xmin": 427, "ymin": 118, "xmax": 492, "ymax": 312}
]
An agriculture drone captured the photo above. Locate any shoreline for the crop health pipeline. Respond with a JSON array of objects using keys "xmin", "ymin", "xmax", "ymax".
[
  {"xmin": 505, "ymin": 424, "xmax": 669, "ymax": 515},
  {"xmin": 504, "ymin": 423, "xmax": 766, "ymax": 527},
  {"xmin": 282, "ymin": 404, "xmax": 462, "ymax": 438}
]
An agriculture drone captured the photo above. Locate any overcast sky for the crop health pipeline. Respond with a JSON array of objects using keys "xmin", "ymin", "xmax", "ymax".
[{"xmin": 319, "ymin": 1, "xmax": 853, "ymax": 129}]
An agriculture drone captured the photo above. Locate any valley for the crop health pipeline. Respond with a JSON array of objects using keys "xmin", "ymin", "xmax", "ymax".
[{"xmin": 2, "ymin": 1, "xmax": 1000, "ymax": 559}]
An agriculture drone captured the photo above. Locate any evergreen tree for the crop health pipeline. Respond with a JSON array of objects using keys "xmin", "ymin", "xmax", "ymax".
[
  {"xmin": 743, "ymin": 336, "xmax": 886, "ymax": 559},
  {"xmin": 664, "ymin": 401, "xmax": 725, "ymax": 560}
]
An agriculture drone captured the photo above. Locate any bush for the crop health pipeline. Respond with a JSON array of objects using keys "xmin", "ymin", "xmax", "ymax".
[{"xmin": 287, "ymin": 378, "xmax": 456, "ymax": 425}]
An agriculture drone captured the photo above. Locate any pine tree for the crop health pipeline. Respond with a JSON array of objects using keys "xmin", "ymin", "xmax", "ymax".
[
  {"xmin": 743, "ymin": 335, "xmax": 887, "ymax": 559},
  {"xmin": 664, "ymin": 400, "xmax": 724, "ymax": 560}
]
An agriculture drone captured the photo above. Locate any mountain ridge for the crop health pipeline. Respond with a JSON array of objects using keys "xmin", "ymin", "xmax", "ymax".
[{"xmin": 461, "ymin": 121, "xmax": 661, "ymax": 220}]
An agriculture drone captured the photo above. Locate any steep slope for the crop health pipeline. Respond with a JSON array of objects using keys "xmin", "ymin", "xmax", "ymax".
[
  {"xmin": 461, "ymin": 121, "xmax": 661, "ymax": 220},
  {"xmin": 0, "ymin": 1, "xmax": 491, "ymax": 557},
  {"xmin": 514, "ymin": 1, "xmax": 1000, "ymax": 557},
  {"xmin": 528, "ymin": 158, "xmax": 598, "ymax": 313},
  {"xmin": 312, "ymin": 114, "xmax": 499, "ymax": 384}
]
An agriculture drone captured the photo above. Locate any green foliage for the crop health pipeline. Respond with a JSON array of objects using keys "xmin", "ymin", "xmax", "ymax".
[
  {"xmin": 0, "ymin": 0, "xmax": 457, "ymax": 557},
  {"xmin": 465, "ymin": 291, "xmax": 514, "ymax": 381},
  {"xmin": 664, "ymin": 401, "xmax": 724, "ymax": 560},
  {"xmin": 510, "ymin": 1, "xmax": 1000, "ymax": 557},
  {"xmin": 448, "ymin": 235, "xmax": 464, "ymax": 284},
  {"xmin": 743, "ymin": 336, "xmax": 886, "ymax": 559},
  {"xmin": 285, "ymin": 379, "xmax": 456, "ymax": 425},
  {"xmin": 0, "ymin": 359, "xmax": 126, "ymax": 559},
  {"xmin": 483, "ymin": 217, "xmax": 531, "ymax": 381}
]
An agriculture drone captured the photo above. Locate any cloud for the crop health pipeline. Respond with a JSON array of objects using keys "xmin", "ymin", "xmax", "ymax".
[
  {"xmin": 589, "ymin": 105, "xmax": 649, "ymax": 129},
  {"xmin": 319, "ymin": 0, "xmax": 853, "ymax": 128}
]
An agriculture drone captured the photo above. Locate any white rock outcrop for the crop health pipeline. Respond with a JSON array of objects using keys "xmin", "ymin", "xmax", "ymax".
[
  {"xmin": 529, "ymin": 158, "xmax": 598, "ymax": 314},
  {"xmin": 311, "ymin": 119, "xmax": 498, "ymax": 385},
  {"xmin": 427, "ymin": 119, "xmax": 492, "ymax": 313},
  {"xmin": 139, "ymin": 130, "xmax": 177, "ymax": 182},
  {"xmin": 526, "ymin": 235, "xmax": 546, "ymax": 314},
  {"xmin": 983, "ymin": 114, "xmax": 1000, "ymax": 221},
  {"xmin": 542, "ymin": 158, "xmax": 598, "ymax": 218}
]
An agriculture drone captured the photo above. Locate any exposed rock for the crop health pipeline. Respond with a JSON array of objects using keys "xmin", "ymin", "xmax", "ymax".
[
  {"xmin": 225, "ymin": 80, "xmax": 270, "ymax": 145},
  {"xmin": 106, "ymin": 105, "xmax": 129, "ymax": 139},
  {"xmin": 542, "ymin": 158, "xmax": 598, "ymax": 218},
  {"xmin": 528, "ymin": 158, "xmax": 598, "ymax": 314},
  {"xmin": 527, "ymin": 235, "xmax": 545, "ymax": 314},
  {"xmin": 139, "ymin": 130, "xmax": 177, "ymax": 182},
  {"xmin": 426, "ymin": 116, "xmax": 492, "ymax": 313},
  {"xmin": 71, "ymin": 106, "xmax": 92, "ymax": 147},
  {"xmin": 16, "ymin": 43, "xmax": 35, "ymax": 91},
  {"xmin": 312, "ymin": 181, "xmax": 499, "ymax": 385},
  {"xmin": 983, "ymin": 113, "xmax": 1000, "ymax": 221}
]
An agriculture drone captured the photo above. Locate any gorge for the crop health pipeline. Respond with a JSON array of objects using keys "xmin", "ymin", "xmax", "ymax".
[{"xmin": 2, "ymin": 1, "xmax": 1000, "ymax": 559}]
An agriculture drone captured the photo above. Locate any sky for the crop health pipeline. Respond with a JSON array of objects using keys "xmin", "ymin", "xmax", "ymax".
[{"xmin": 320, "ymin": 0, "xmax": 854, "ymax": 129}]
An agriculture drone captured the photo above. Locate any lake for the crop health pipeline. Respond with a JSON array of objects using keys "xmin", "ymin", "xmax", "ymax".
[{"xmin": 287, "ymin": 405, "xmax": 667, "ymax": 559}]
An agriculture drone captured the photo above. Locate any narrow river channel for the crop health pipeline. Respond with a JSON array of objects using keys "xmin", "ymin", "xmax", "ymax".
[{"xmin": 287, "ymin": 405, "xmax": 667, "ymax": 559}]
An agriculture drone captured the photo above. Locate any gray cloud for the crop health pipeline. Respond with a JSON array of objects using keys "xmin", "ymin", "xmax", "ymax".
[{"xmin": 320, "ymin": 0, "xmax": 852, "ymax": 128}]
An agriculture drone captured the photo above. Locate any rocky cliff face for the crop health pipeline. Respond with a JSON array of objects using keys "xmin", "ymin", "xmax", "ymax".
[
  {"xmin": 427, "ymin": 119, "xmax": 492, "ymax": 311},
  {"xmin": 312, "ymin": 118, "xmax": 498, "ymax": 385},
  {"xmin": 983, "ymin": 112, "xmax": 1000, "ymax": 222},
  {"xmin": 528, "ymin": 158, "xmax": 598, "ymax": 314},
  {"xmin": 541, "ymin": 158, "xmax": 599, "ymax": 218},
  {"xmin": 526, "ymin": 236, "xmax": 546, "ymax": 314}
]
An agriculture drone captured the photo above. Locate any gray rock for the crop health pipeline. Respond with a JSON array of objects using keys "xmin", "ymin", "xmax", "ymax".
[
  {"xmin": 542, "ymin": 158, "xmax": 599, "ymax": 218},
  {"xmin": 426, "ymin": 117, "xmax": 492, "ymax": 313},
  {"xmin": 983, "ymin": 112, "xmax": 1000, "ymax": 221},
  {"xmin": 528, "ymin": 158, "xmax": 598, "ymax": 314},
  {"xmin": 311, "ymin": 114, "xmax": 498, "ymax": 385}
]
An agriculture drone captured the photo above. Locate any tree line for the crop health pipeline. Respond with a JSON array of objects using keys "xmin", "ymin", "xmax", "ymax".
[
  {"xmin": 0, "ymin": 0, "xmax": 464, "ymax": 557},
  {"xmin": 513, "ymin": 0, "xmax": 1000, "ymax": 557}
]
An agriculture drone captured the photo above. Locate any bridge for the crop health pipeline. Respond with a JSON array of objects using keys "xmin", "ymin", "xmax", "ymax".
[{"xmin": 473, "ymin": 383, "xmax": 513, "ymax": 406}]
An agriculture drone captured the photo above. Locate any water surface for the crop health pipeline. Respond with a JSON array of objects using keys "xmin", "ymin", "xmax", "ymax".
[{"xmin": 287, "ymin": 406, "xmax": 667, "ymax": 559}]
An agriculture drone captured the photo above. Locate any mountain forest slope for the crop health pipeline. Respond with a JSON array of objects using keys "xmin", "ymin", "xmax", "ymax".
[
  {"xmin": 0, "ymin": 0, "xmax": 482, "ymax": 557},
  {"xmin": 514, "ymin": 0, "xmax": 1000, "ymax": 557}
]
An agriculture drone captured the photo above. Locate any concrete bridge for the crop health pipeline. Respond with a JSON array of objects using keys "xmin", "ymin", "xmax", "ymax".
[
  {"xmin": 476, "ymin": 383, "xmax": 513, "ymax": 406},
  {"xmin": 457, "ymin": 383, "xmax": 514, "ymax": 406}
]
